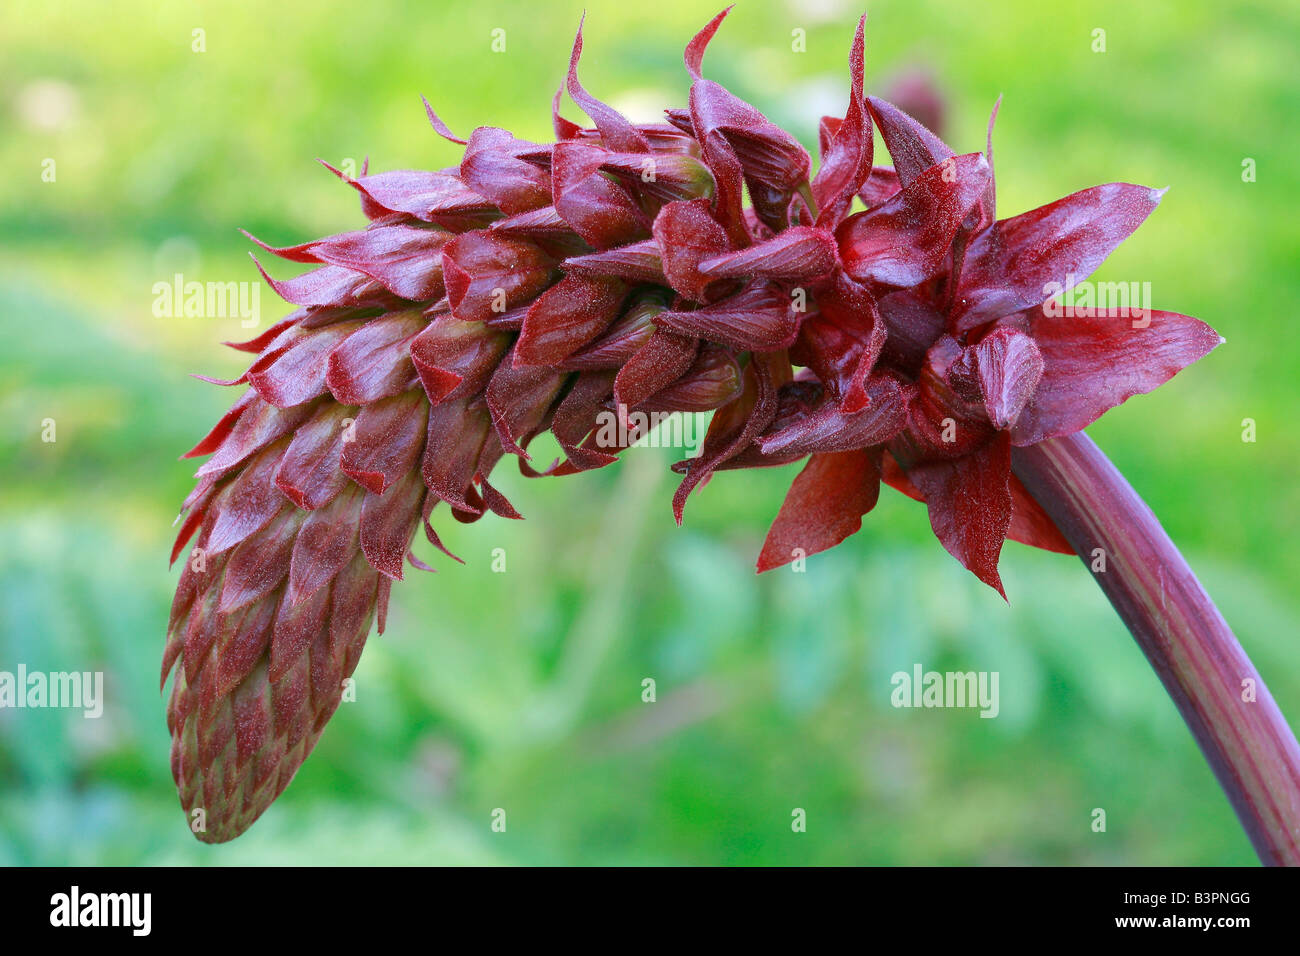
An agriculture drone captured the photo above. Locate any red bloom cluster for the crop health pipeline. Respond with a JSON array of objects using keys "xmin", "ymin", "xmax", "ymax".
[{"xmin": 166, "ymin": 8, "xmax": 1220, "ymax": 841}]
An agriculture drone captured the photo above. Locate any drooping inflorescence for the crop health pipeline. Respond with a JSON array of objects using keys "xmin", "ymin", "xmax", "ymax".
[{"xmin": 165, "ymin": 8, "xmax": 1219, "ymax": 841}]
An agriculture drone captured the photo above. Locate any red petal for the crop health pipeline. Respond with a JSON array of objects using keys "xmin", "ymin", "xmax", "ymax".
[
  {"xmin": 248, "ymin": 321, "xmax": 365, "ymax": 409},
  {"xmin": 515, "ymin": 274, "xmax": 627, "ymax": 367},
  {"xmin": 218, "ymin": 508, "xmax": 305, "ymax": 614},
  {"xmin": 697, "ymin": 226, "xmax": 837, "ymax": 281},
  {"xmin": 195, "ymin": 396, "xmax": 320, "ymax": 479},
  {"xmin": 652, "ymin": 198, "xmax": 732, "ymax": 302},
  {"xmin": 274, "ymin": 403, "xmax": 355, "ymax": 511},
  {"xmin": 441, "ymin": 232, "xmax": 557, "ymax": 323},
  {"xmin": 1007, "ymin": 471, "xmax": 1072, "ymax": 554},
  {"xmin": 248, "ymin": 225, "xmax": 449, "ymax": 302},
  {"xmin": 795, "ymin": 270, "xmax": 886, "ymax": 413},
  {"xmin": 837, "ymin": 152, "xmax": 991, "ymax": 290},
  {"xmin": 906, "ymin": 432, "xmax": 1012, "ymax": 598},
  {"xmin": 563, "ymin": 239, "xmax": 666, "ymax": 285},
  {"xmin": 287, "ymin": 483, "xmax": 365, "ymax": 606},
  {"xmin": 326, "ymin": 309, "xmax": 424, "ymax": 405},
  {"xmin": 565, "ymin": 16, "xmax": 650, "ymax": 153},
  {"xmin": 550, "ymin": 370, "xmax": 619, "ymax": 472},
  {"xmin": 656, "ymin": 280, "xmax": 798, "ymax": 352},
  {"xmin": 757, "ymin": 448, "xmax": 881, "ymax": 572},
  {"xmin": 421, "ymin": 397, "xmax": 491, "ymax": 512},
  {"xmin": 858, "ymin": 166, "xmax": 902, "ymax": 208},
  {"xmin": 484, "ymin": 356, "xmax": 566, "ymax": 458},
  {"xmin": 557, "ymin": 293, "xmax": 664, "ymax": 370},
  {"xmin": 672, "ymin": 352, "xmax": 783, "ymax": 523},
  {"xmin": 613, "ymin": 329, "xmax": 699, "ymax": 411},
  {"xmin": 488, "ymin": 205, "xmax": 574, "ymax": 240},
  {"xmin": 205, "ymin": 442, "xmax": 290, "ymax": 555},
  {"xmin": 810, "ymin": 16, "xmax": 872, "ymax": 229},
  {"xmin": 963, "ymin": 326, "xmax": 1044, "ymax": 430},
  {"xmin": 758, "ymin": 374, "xmax": 907, "ymax": 457},
  {"xmin": 551, "ymin": 141, "xmax": 648, "ymax": 249},
  {"xmin": 952, "ymin": 183, "xmax": 1166, "ymax": 330},
  {"xmin": 865, "ymin": 95, "xmax": 954, "ymax": 188},
  {"xmin": 333, "ymin": 166, "xmax": 494, "ymax": 227},
  {"xmin": 1011, "ymin": 307, "xmax": 1222, "ymax": 446},
  {"xmin": 340, "ymin": 390, "xmax": 429, "ymax": 495},
  {"xmin": 684, "ymin": 7, "xmax": 811, "ymax": 232},
  {"xmin": 460, "ymin": 127, "xmax": 553, "ymax": 215},
  {"xmin": 409, "ymin": 313, "xmax": 510, "ymax": 405},
  {"xmin": 598, "ymin": 152, "xmax": 716, "ymax": 204},
  {"xmin": 360, "ymin": 469, "xmax": 426, "ymax": 581},
  {"xmin": 635, "ymin": 344, "xmax": 743, "ymax": 413}
]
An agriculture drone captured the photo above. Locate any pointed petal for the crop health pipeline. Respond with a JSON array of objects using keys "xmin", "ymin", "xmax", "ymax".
[
  {"xmin": 421, "ymin": 397, "xmax": 491, "ymax": 512},
  {"xmin": 635, "ymin": 344, "xmax": 743, "ymax": 413},
  {"xmin": 441, "ymin": 232, "xmax": 557, "ymax": 323},
  {"xmin": 563, "ymin": 239, "xmax": 665, "ymax": 285},
  {"xmin": 287, "ymin": 483, "xmax": 365, "ymax": 606},
  {"xmin": 484, "ymin": 355, "xmax": 566, "ymax": 458},
  {"xmin": 953, "ymin": 183, "xmax": 1166, "ymax": 330},
  {"xmin": 837, "ymin": 152, "xmax": 991, "ymax": 289},
  {"xmin": 218, "ymin": 508, "xmax": 305, "ymax": 614},
  {"xmin": 565, "ymin": 16, "xmax": 650, "ymax": 153},
  {"xmin": 697, "ymin": 226, "xmax": 837, "ymax": 281},
  {"xmin": 515, "ymin": 274, "xmax": 627, "ymax": 366},
  {"xmin": 196, "ymin": 397, "xmax": 320, "ymax": 479},
  {"xmin": 248, "ymin": 321, "xmax": 365, "ymax": 408},
  {"xmin": 757, "ymin": 448, "xmax": 881, "ymax": 572},
  {"xmin": 811, "ymin": 16, "xmax": 872, "ymax": 229},
  {"xmin": 340, "ymin": 390, "xmax": 429, "ymax": 495},
  {"xmin": 1011, "ymin": 307, "xmax": 1222, "ymax": 445},
  {"xmin": 205, "ymin": 442, "xmax": 291, "ymax": 555},
  {"xmin": 1007, "ymin": 471, "xmax": 1072, "ymax": 554},
  {"xmin": 599, "ymin": 152, "xmax": 715, "ymax": 204},
  {"xmin": 865, "ymin": 95, "xmax": 954, "ymax": 188},
  {"xmin": 551, "ymin": 141, "xmax": 648, "ymax": 249},
  {"xmin": 794, "ymin": 270, "xmax": 885, "ymax": 413},
  {"xmin": 325, "ymin": 309, "xmax": 424, "ymax": 405},
  {"xmin": 273, "ymin": 403, "xmax": 356, "ymax": 510},
  {"xmin": 758, "ymin": 374, "xmax": 907, "ymax": 456},
  {"xmin": 960, "ymin": 326, "xmax": 1044, "ymax": 430},
  {"xmin": 557, "ymin": 292, "xmax": 665, "ymax": 370},
  {"xmin": 906, "ymin": 432, "xmax": 1012, "ymax": 598},
  {"xmin": 672, "ymin": 351, "xmax": 783, "ymax": 523},
  {"xmin": 612, "ymin": 328, "xmax": 699, "ymax": 413},
  {"xmin": 360, "ymin": 469, "xmax": 426, "ymax": 581},
  {"xmin": 460, "ymin": 127, "xmax": 553, "ymax": 215},
  {"xmin": 857, "ymin": 165, "xmax": 902, "ymax": 209},
  {"xmin": 409, "ymin": 313, "xmax": 511, "ymax": 405},
  {"xmin": 656, "ymin": 280, "xmax": 799, "ymax": 352},
  {"xmin": 652, "ymin": 198, "xmax": 732, "ymax": 302}
]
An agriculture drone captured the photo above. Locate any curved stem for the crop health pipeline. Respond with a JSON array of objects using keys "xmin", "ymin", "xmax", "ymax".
[{"xmin": 1011, "ymin": 431, "xmax": 1300, "ymax": 865}]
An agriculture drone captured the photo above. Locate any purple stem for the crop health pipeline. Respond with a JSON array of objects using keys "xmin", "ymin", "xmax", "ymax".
[{"xmin": 1011, "ymin": 431, "xmax": 1300, "ymax": 866}]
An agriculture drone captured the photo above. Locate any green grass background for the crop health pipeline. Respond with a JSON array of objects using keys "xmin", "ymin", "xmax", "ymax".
[{"xmin": 1, "ymin": 0, "xmax": 1297, "ymax": 864}]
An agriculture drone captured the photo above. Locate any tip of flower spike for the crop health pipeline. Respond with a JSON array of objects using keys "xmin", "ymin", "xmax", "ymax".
[
  {"xmin": 685, "ymin": 6, "xmax": 734, "ymax": 79},
  {"xmin": 190, "ymin": 371, "xmax": 246, "ymax": 387},
  {"xmin": 422, "ymin": 96, "xmax": 467, "ymax": 145},
  {"xmin": 317, "ymin": 158, "xmax": 352, "ymax": 183}
]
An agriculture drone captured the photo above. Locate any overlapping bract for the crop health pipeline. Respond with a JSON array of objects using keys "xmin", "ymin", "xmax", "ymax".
[{"xmin": 166, "ymin": 8, "xmax": 1220, "ymax": 841}]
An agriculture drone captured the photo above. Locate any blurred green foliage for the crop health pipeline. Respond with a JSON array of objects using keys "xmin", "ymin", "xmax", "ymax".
[{"xmin": 1, "ymin": 0, "xmax": 1297, "ymax": 864}]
